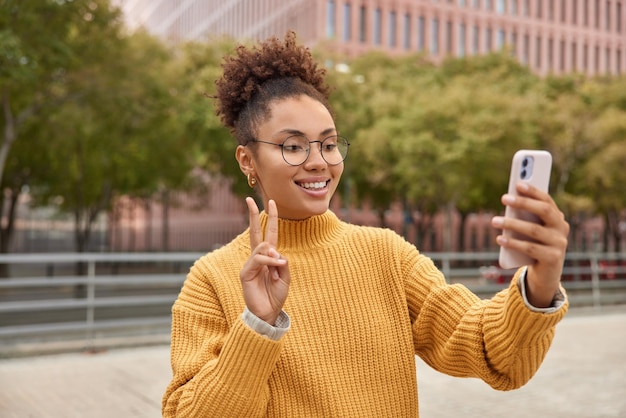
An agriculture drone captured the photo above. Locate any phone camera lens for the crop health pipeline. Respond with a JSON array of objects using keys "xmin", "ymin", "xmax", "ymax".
[
  {"xmin": 522, "ymin": 157, "xmax": 529, "ymax": 167},
  {"xmin": 521, "ymin": 169, "xmax": 527, "ymax": 179}
]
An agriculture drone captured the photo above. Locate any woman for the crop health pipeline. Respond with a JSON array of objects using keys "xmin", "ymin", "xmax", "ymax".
[{"xmin": 162, "ymin": 31, "xmax": 569, "ymax": 417}]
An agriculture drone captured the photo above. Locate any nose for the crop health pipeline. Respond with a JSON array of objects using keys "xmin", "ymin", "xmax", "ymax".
[{"xmin": 303, "ymin": 141, "xmax": 326, "ymax": 168}]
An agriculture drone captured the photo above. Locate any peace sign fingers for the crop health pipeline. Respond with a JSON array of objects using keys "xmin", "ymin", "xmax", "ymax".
[
  {"xmin": 242, "ymin": 197, "xmax": 290, "ymax": 325},
  {"xmin": 246, "ymin": 197, "xmax": 262, "ymax": 250},
  {"xmin": 265, "ymin": 199, "xmax": 279, "ymax": 250},
  {"xmin": 246, "ymin": 197, "xmax": 280, "ymax": 251}
]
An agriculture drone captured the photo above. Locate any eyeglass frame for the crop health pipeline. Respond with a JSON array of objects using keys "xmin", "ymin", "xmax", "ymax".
[{"xmin": 246, "ymin": 135, "xmax": 350, "ymax": 166}]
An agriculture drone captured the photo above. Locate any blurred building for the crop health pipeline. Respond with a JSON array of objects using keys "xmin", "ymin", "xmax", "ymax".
[
  {"xmin": 101, "ymin": 0, "xmax": 626, "ymax": 254},
  {"xmin": 116, "ymin": 0, "xmax": 626, "ymax": 76}
]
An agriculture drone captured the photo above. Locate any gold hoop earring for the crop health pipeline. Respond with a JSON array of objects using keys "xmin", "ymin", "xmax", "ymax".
[{"xmin": 247, "ymin": 173, "xmax": 257, "ymax": 188}]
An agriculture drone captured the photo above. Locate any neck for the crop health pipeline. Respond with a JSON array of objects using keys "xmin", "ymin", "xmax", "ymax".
[{"xmin": 258, "ymin": 210, "xmax": 344, "ymax": 251}]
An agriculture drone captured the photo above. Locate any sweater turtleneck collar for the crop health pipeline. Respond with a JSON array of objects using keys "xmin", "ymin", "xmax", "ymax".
[{"xmin": 256, "ymin": 210, "xmax": 345, "ymax": 252}]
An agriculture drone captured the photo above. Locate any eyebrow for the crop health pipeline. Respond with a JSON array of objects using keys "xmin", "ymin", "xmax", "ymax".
[{"xmin": 277, "ymin": 127, "xmax": 337, "ymax": 138}]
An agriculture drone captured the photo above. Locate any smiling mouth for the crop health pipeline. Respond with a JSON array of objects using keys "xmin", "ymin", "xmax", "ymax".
[{"xmin": 297, "ymin": 181, "xmax": 329, "ymax": 191}]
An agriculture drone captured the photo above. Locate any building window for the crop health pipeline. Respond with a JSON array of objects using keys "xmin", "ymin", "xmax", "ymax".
[
  {"xmin": 343, "ymin": 3, "xmax": 351, "ymax": 41},
  {"xmin": 511, "ymin": 0, "xmax": 518, "ymax": 15},
  {"xmin": 536, "ymin": 36, "xmax": 542, "ymax": 69},
  {"xmin": 418, "ymin": 16, "xmax": 426, "ymax": 51},
  {"xmin": 486, "ymin": 0, "xmax": 493, "ymax": 11},
  {"xmin": 512, "ymin": 30, "xmax": 518, "ymax": 56},
  {"xmin": 446, "ymin": 20, "xmax": 453, "ymax": 53},
  {"xmin": 326, "ymin": 0, "xmax": 336, "ymax": 38},
  {"xmin": 583, "ymin": 44, "xmax": 588, "ymax": 71},
  {"xmin": 584, "ymin": 0, "xmax": 589, "ymax": 26},
  {"xmin": 389, "ymin": 11, "xmax": 397, "ymax": 47},
  {"xmin": 572, "ymin": 42, "xmax": 578, "ymax": 71},
  {"xmin": 595, "ymin": 45, "xmax": 600, "ymax": 72},
  {"xmin": 548, "ymin": 0, "xmax": 554, "ymax": 20},
  {"xmin": 359, "ymin": 6, "xmax": 367, "ymax": 44},
  {"xmin": 560, "ymin": 39, "xmax": 566, "ymax": 71},
  {"xmin": 359, "ymin": 6, "xmax": 367, "ymax": 43},
  {"xmin": 497, "ymin": 29, "xmax": 505, "ymax": 49},
  {"xmin": 486, "ymin": 27, "xmax": 493, "ymax": 51},
  {"xmin": 523, "ymin": 34, "xmax": 530, "ymax": 64},
  {"xmin": 523, "ymin": 0, "xmax": 530, "ymax": 16},
  {"xmin": 548, "ymin": 38, "xmax": 554, "ymax": 71},
  {"xmin": 459, "ymin": 0, "xmax": 467, "ymax": 6},
  {"xmin": 458, "ymin": 23, "xmax": 466, "ymax": 56},
  {"xmin": 496, "ymin": 0, "xmax": 505, "ymax": 13},
  {"xmin": 537, "ymin": 0, "xmax": 543, "ymax": 19},
  {"xmin": 618, "ymin": 2, "xmax": 623, "ymax": 32},
  {"xmin": 374, "ymin": 8, "xmax": 382, "ymax": 45},
  {"xmin": 573, "ymin": 1, "xmax": 578, "ymax": 24},
  {"xmin": 403, "ymin": 13, "xmax": 411, "ymax": 50},
  {"xmin": 595, "ymin": 0, "xmax": 600, "ymax": 28},
  {"xmin": 561, "ymin": 0, "xmax": 566, "ymax": 22},
  {"xmin": 606, "ymin": 0, "xmax": 611, "ymax": 31},
  {"xmin": 431, "ymin": 18, "xmax": 440, "ymax": 54},
  {"xmin": 473, "ymin": 0, "xmax": 480, "ymax": 8},
  {"xmin": 606, "ymin": 47, "xmax": 611, "ymax": 73},
  {"xmin": 473, "ymin": 25, "xmax": 480, "ymax": 53},
  {"xmin": 617, "ymin": 49, "xmax": 622, "ymax": 73}
]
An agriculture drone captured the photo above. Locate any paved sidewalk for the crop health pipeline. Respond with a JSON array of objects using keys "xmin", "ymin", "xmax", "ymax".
[{"xmin": 0, "ymin": 307, "xmax": 625, "ymax": 418}]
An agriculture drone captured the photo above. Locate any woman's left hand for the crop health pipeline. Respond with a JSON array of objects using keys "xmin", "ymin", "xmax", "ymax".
[{"xmin": 492, "ymin": 182, "xmax": 570, "ymax": 308}]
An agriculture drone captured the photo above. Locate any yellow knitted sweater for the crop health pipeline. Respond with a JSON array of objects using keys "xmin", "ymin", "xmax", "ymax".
[{"xmin": 162, "ymin": 210, "xmax": 567, "ymax": 417}]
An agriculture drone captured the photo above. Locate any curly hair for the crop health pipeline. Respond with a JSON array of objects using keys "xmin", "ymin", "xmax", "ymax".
[{"xmin": 214, "ymin": 31, "xmax": 332, "ymax": 145}]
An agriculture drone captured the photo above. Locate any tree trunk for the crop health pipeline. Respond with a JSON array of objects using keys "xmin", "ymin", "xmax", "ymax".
[
  {"xmin": 161, "ymin": 189, "xmax": 170, "ymax": 252},
  {"xmin": 443, "ymin": 201, "xmax": 455, "ymax": 253},
  {"xmin": 0, "ymin": 91, "xmax": 17, "ymax": 190},
  {"xmin": 0, "ymin": 187, "xmax": 21, "ymax": 277},
  {"xmin": 144, "ymin": 198, "xmax": 152, "ymax": 251}
]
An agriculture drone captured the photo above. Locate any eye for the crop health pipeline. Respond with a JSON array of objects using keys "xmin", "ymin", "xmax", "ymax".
[
  {"xmin": 283, "ymin": 144, "xmax": 307, "ymax": 153},
  {"xmin": 283, "ymin": 136, "xmax": 309, "ymax": 153}
]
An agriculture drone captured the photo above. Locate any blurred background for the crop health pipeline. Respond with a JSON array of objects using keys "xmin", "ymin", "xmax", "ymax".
[
  {"xmin": 0, "ymin": 0, "xmax": 625, "ymax": 355},
  {"xmin": 1, "ymin": 1, "xmax": 625, "ymax": 417}
]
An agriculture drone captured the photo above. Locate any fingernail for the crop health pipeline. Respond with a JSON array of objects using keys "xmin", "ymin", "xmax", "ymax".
[
  {"xmin": 497, "ymin": 236, "xmax": 508, "ymax": 245},
  {"xmin": 503, "ymin": 194, "xmax": 516, "ymax": 204},
  {"xmin": 492, "ymin": 216, "xmax": 504, "ymax": 227},
  {"xmin": 518, "ymin": 182, "xmax": 529, "ymax": 191}
]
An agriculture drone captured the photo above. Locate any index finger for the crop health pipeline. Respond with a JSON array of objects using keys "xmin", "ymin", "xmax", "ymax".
[
  {"xmin": 246, "ymin": 197, "xmax": 262, "ymax": 250},
  {"xmin": 515, "ymin": 182, "xmax": 552, "ymax": 203},
  {"xmin": 265, "ymin": 199, "xmax": 279, "ymax": 249}
]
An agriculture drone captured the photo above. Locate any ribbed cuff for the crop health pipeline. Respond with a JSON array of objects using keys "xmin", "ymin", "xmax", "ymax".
[
  {"xmin": 517, "ymin": 267, "xmax": 567, "ymax": 313},
  {"xmin": 242, "ymin": 307, "xmax": 291, "ymax": 340},
  {"xmin": 213, "ymin": 318, "xmax": 284, "ymax": 398}
]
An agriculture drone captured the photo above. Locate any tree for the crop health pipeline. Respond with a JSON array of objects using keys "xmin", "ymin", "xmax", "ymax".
[
  {"xmin": 327, "ymin": 51, "xmax": 544, "ymax": 249},
  {"xmin": 32, "ymin": 29, "xmax": 189, "ymax": 254},
  {"xmin": 0, "ymin": 0, "xmax": 127, "ymax": 253},
  {"xmin": 170, "ymin": 37, "xmax": 247, "ymax": 195}
]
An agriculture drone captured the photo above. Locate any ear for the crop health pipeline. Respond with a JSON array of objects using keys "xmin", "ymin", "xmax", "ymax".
[{"xmin": 235, "ymin": 145, "xmax": 255, "ymax": 176}]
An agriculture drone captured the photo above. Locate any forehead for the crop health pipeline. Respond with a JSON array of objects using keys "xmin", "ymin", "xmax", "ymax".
[{"xmin": 258, "ymin": 95, "xmax": 335, "ymax": 137}]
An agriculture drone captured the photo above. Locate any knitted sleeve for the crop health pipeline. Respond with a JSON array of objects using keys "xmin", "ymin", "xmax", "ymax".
[
  {"xmin": 400, "ymin": 240, "xmax": 568, "ymax": 391},
  {"xmin": 161, "ymin": 258, "xmax": 284, "ymax": 417}
]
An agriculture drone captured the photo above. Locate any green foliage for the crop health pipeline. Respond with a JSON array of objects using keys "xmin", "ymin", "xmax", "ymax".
[
  {"xmin": 2, "ymin": 5, "xmax": 626, "ymax": 252},
  {"xmin": 0, "ymin": 0, "xmax": 194, "ymax": 251},
  {"xmin": 324, "ymin": 49, "xmax": 625, "ymax": 250},
  {"xmin": 326, "ymin": 51, "xmax": 545, "ymax": 217},
  {"xmin": 168, "ymin": 37, "xmax": 246, "ymax": 195}
]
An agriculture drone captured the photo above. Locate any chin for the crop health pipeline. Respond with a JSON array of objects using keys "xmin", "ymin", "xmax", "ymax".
[{"xmin": 286, "ymin": 203, "xmax": 330, "ymax": 220}]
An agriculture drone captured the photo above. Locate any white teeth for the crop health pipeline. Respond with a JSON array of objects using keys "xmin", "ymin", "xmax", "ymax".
[{"xmin": 300, "ymin": 181, "xmax": 327, "ymax": 190}]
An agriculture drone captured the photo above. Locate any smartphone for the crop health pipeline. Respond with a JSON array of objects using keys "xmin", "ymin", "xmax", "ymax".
[{"xmin": 498, "ymin": 150, "xmax": 552, "ymax": 269}]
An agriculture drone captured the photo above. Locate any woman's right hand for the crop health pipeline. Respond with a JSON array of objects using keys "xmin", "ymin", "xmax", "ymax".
[{"xmin": 240, "ymin": 197, "xmax": 291, "ymax": 325}]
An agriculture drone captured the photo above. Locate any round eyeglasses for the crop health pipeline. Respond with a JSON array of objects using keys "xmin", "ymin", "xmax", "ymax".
[{"xmin": 248, "ymin": 135, "xmax": 350, "ymax": 166}]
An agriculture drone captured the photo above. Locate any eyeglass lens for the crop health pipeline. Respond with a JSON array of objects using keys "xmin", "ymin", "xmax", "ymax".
[{"xmin": 282, "ymin": 135, "xmax": 349, "ymax": 166}]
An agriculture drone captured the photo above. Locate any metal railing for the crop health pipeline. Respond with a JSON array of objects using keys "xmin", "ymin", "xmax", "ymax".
[{"xmin": 0, "ymin": 251, "xmax": 624, "ymax": 356}]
